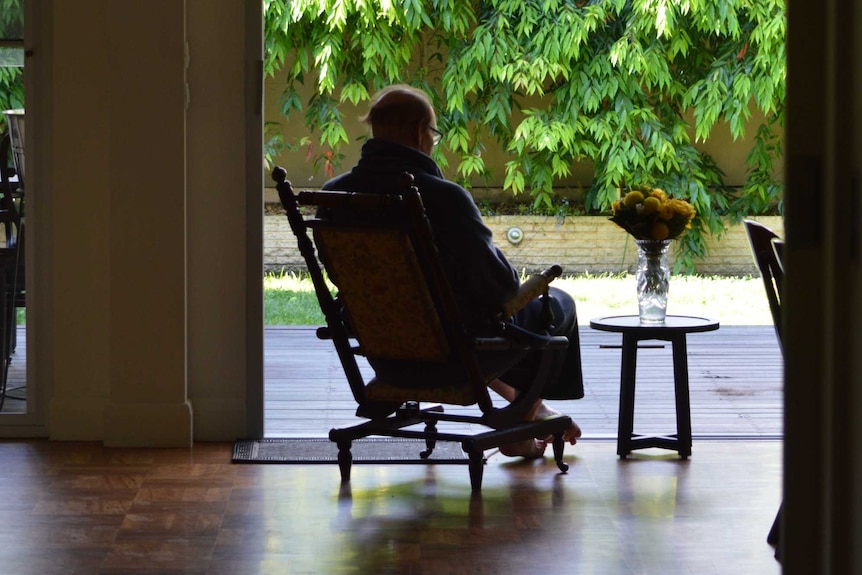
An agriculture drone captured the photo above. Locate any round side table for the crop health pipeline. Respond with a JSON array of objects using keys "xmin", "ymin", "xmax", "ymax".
[{"xmin": 589, "ymin": 315, "xmax": 719, "ymax": 458}]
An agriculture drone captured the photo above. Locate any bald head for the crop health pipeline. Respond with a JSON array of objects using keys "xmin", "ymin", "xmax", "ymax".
[{"xmin": 361, "ymin": 85, "xmax": 438, "ymax": 154}]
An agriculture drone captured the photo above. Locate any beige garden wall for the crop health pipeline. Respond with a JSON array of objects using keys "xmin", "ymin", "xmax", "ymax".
[{"xmin": 265, "ymin": 212, "xmax": 784, "ymax": 277}]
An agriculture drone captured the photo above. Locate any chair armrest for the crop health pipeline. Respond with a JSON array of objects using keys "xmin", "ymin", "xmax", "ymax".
[
  {"xmin": 473, "ymin": 334, "xmax": 568, "ymax": 352},
  {"xmin": 473, "ymin": 321, "xmax": 568, "ymax": 351},
  {"xmin": 499, "ymin": 264, "xmax": 562, "ymax": 320}
]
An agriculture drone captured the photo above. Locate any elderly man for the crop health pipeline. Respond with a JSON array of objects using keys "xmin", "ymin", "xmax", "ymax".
[{"xmin": 322, "ymin": 85, "xmax": 583, "ymax": 457}]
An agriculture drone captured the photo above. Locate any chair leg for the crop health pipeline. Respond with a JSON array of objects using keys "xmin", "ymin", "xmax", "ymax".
[
  {"xmin": 0, "ymin": 357, "xmax": 5, "ymax": 415},
  {"xmin": 0, "ymin": 273, "xmax": 7, "ymax": 413},
  {"xmin": 336, "ymin": 440, "xmax": 353, "ymax": 483},
  {"xmin": 420, "ymin": 421, "xmax": 437, "ymax": 459},
  {"xmin": 9, "ymin": 305, "xmax": 16, "ymax": 354},
  {"xmin": 552, "ymin": 434, "xmax": 569, "ymax": 473},
  {"xmin": 767, "ymin": 503, "xmax": 781, "ymax": 543},
  {"xmin": 467, "ymin": 450, "xmax": 485, "ymax": 491},
  {"xmin": 768, "ymin": 502, "xmax": 782, "ymax": 562}
]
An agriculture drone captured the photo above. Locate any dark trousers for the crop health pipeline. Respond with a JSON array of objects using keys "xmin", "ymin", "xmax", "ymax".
[{"xmin": 502, "ymin": 286, "xmax": 584, "ymax": 400}]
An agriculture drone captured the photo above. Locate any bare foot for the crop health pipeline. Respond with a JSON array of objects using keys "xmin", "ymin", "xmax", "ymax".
[
  {"xmin": 488, "ymin": 379, "xmax": 582, "ymax": 449},
  {"xmin": 563, "ymin": 421, "xmax": 582, "ymax": 445},
  {"xmin": 499, "ymin": 438, "xmax": 548, "ymax": 459},
  {"xmin": 533, "ymin": 403, "xmax": 582, "ymax": 445}
]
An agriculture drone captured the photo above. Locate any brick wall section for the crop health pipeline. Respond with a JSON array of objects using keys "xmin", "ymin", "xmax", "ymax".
[{"xmin": 264, "ymin": 211, "xmax": 784, "ymax": 276}]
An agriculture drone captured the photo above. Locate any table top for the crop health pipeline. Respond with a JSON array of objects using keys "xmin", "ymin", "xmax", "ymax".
[{"xmin": 589, "ymin": 315, "xmax": 719, "ymax": 334}]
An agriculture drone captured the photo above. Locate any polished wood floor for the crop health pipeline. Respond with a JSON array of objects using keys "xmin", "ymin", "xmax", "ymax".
[
  {"xmin": 0, "ymin": 325, "xmax": 783, "ymax": 572},
  {"xmin": 0, "ymin": 438, "xmax": 781, "ymax": 574}
]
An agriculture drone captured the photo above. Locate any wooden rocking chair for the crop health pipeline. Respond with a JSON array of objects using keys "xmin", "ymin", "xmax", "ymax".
[{"xmin": 273, "ymin": 167, "xmax": 574, "ymax": 491}]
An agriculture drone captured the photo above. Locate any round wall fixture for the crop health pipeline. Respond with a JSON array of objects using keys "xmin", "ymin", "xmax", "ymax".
[{"xmin": 506, "ymin": 226, "xmax": 524, "ymax": 245}]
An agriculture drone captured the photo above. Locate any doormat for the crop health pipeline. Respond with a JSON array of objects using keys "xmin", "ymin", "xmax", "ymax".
[{"xmin": 232, "ymin": 437, "xmax": 470, "ymax": 464}]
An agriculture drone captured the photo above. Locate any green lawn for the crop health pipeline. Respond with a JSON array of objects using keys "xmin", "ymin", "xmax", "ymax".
[{"xmin": 264, "ymin": 271, "xmax": 773, "ymax": 326}]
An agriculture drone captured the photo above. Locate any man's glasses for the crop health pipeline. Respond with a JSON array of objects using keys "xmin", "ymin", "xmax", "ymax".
[{"xmin": 430, "ymin": 126, "xmax": 444, "ymax": 146}]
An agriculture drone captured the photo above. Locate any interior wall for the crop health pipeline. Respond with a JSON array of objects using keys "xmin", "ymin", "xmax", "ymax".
[
  {"xmin": 185, "ymin": 0, "xmax": 262, "ymax": 440},
  {"xmin": 853, "ymin": 0, "xmax": 862, "ymax": 564},
  {"xmin": 783, "ymin": 0, "xmax": 861, "ymax": 571},
  {"xmin": 42, "ymin": 0, "xmax": 112, "ymax": 439},
  {"xmin": 101, "ymin": 1, "xmax": 192, "ymax": 446},
  {"xmin": 22, "ymin": 0, "xmax": 261, "ymax": 445}
]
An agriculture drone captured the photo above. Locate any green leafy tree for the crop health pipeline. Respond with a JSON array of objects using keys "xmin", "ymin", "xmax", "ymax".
[
  {"xmin": 0, "ymin": 0, "xmax": 25, "ymax": 135},
  {"xmin": 267, "ymin": 0, "xmax": 786, "ymax": 271}
]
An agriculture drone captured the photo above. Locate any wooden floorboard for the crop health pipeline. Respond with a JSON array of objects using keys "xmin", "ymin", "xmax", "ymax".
[
  {"xmin": 0, "ymin": 327, "xmax": 783, "ymax": 572},
  {"xmin": 265, "ymin": 324, "xmax": 784, "ymax": 440},
  {"xmin": 0, "ymin": 439, "xmax": 782, "ymax": 574}
]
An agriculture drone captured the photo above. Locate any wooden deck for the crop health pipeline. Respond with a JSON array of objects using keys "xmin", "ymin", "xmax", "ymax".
[
  {"xmin": 1, "ymin": 325, "xmax": 785, "ymax": 443},
  {"xmin": 265, "ymin": 324, "xmax": 784, "ymax": 440},
  {"xmin": 0, "ymin": 327, "xmax": 26, "ymax": 414}
]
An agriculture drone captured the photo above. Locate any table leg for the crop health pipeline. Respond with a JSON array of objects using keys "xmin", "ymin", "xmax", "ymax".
[
  {"xmin": 617, "ymin": 332, "xmax": 638, "ymax": 458},
  {"xmin": 671, "ymin": 333, "xmax": 692, "ymax": 458}
]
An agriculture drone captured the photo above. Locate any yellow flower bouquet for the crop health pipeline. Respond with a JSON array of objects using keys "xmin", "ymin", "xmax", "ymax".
[{"xmin": 610, "ymin": 187, "xmax": 696, "ymax": 241}]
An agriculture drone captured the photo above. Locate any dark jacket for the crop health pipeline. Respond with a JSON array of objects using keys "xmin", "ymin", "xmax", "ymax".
[{"xmin": 322, "ymin": 139, "xmax": 520, "ymax": 331}]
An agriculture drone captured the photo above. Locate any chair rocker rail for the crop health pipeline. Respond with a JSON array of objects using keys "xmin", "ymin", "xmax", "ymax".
[{"xmin": 331, "ymin": 414, "xmax": 572, "ymax": 447}]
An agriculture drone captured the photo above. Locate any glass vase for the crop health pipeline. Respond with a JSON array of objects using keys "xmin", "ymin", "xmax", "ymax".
[{"xmin": 635, "ymin": 239, "xmax": 671, "ymax": 323}]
